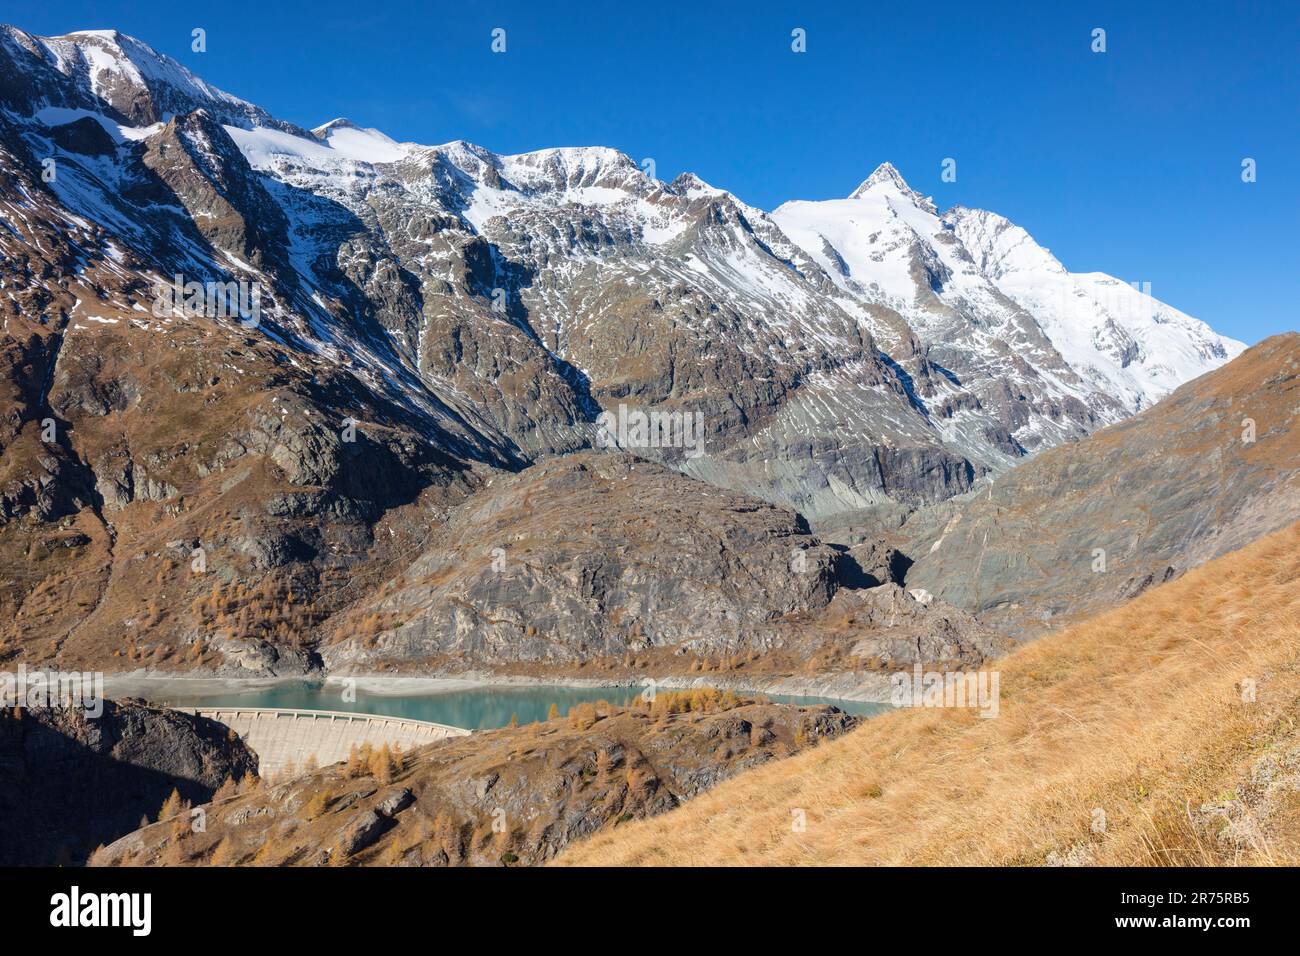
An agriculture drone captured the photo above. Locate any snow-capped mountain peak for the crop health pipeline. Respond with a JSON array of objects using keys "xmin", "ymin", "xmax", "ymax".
[
  {"xmin": 670, "ymin": 171, "xmax": 724, "ymax": 199},
  {"xmin": 13, "ymin": 25, "xmax": 301, "ymax": 133},
  {"xmin": 852, "ymin": 160, "xmax": 911, "ymax": 194},
  {"xmin": 774, "ymin": 163, "xmax": 1244, "ymax": 429},
  {"xmin": 772, "ymin": 162, "xmax": 958, "ymax": 310},
  {"xmin": 848, "ymin": 161, "xmax": 938, "ymax": 213},
  {"xmin": 312, "ymin": 117, "xmax": 362, "ymax": 135},
  {"xmin": 308, "ymin": 118, "xmax": 410, "ymax": 163},
  {"xmin": 946, "ymin": 204, "xmax": 1245, "ymax": 409}
]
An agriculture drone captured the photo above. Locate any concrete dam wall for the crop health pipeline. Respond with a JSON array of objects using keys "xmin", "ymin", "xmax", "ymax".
[{"xmin": 183, "ymin": 707, "xmax": 471, "ymax": 776}]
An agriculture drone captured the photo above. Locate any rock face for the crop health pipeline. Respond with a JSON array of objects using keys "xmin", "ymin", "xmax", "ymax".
[
  {"xmin": 822, "ymin": 583, "xmax": 1008, "ymax": 668},
  {"xmin": 138, "ymin": 109, "xmax": 292, "ymax": 275},
  {"xmin": 92, "ymin": 695, "xmax": 857, "ymax": 867},
  {"xmin": 833, "ymin": 534, "xmax": 912, "ymax": 588},
  {"xmin": 323, "ymin": 452, "xmax": 838, "ymax": 668},
  {"xmin": 317, "ymin": 450, "xmax": 1005, "ymax": 676},
  {"xmin": 904, "ymin": 334, "xmax": 1300, "ymax": 636},
  {"xmin": 0, "ymin": 698, "xmax": 257, "ymax": 865}
]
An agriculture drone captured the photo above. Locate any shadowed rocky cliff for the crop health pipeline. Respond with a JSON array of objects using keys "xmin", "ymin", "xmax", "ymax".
[{"xmin": 0, "ymin": 698, "xmax": 257, "ymax": 865}]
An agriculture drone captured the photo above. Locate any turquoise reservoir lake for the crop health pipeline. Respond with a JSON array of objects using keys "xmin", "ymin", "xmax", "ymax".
[{"xmin": 126, "ymin": 680, "xmax": 888, "ymax": 730}]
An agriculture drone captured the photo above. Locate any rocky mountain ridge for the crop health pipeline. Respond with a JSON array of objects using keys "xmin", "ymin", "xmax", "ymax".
[{"xmin": 1, "ymin": 24, "xmax": 1244, "ymax": 519}]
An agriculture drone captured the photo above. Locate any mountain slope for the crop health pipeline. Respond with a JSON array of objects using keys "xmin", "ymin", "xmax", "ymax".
[
  {"xmin": 902, "ymin": 332, "xmax": 1300, "ymax": 637},
  {"xmin": 557, "ymin": 519, "xmax": 1300, "ymax": 866},
  {"xmin": 315, "ymin": 451, "xmax": 1006, "ymax": 683}
]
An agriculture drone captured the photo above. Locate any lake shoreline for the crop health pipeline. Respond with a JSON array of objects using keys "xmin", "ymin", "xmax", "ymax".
[
  {"xmin": 103, "ymin": 670, "xmax": 889, "ymax": 729},
  {"xmin": 103, "ymin": 668, "xmax": 893, "ymax": 706}
]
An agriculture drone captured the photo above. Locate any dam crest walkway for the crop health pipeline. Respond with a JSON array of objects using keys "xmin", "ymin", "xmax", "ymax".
[{"xmin": 182, "ymin": 707, "xmax": 470, "ymax": 776}]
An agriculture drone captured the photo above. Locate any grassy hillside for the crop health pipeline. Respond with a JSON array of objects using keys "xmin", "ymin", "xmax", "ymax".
[{"xmin": 558, "ymin": 520, "xmax": 1300, "ymax": 866}]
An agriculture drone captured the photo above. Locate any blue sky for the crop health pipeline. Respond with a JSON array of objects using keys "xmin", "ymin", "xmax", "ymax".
[{"xmin": 15, "ymin": 0, "xmax": 1299, "ymax": 344}]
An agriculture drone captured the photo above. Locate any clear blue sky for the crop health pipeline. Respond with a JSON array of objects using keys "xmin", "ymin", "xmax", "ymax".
[{"xmin": 15, "ymin": 0, "xmax": 1299, "ymax": 344}]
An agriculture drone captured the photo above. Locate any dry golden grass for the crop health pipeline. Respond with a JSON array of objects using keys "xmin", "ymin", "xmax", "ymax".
[{"xmin": 557, "ymin": 520, "xmax": 1300, "ymax": 867}]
